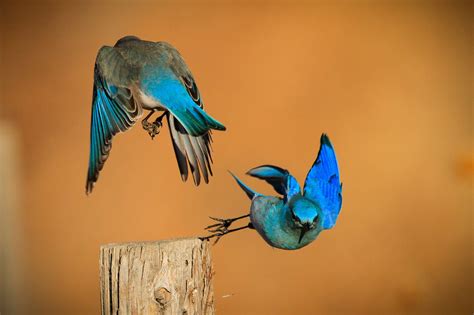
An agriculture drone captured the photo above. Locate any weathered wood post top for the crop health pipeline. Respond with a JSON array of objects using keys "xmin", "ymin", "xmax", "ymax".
[{"xmin": 100, "ymin": 238, "xmax": 214, "ymax": 315}]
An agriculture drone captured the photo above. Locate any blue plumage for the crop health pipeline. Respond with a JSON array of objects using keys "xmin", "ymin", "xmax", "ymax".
[
  {"xmin": 87, "ymin": 65, "xmax": 140, "ymax": 193},
  {"xmin": 203, "ymin": 133, "xmax": 343, "ymax": 250},
  {"xmin": 140, "ymin": 68, "xmax": 225, "ymax": 136},
  {"xmin": 304, "ymin": 134, "xmax": 342, "ymax": 229},
  {"xmin": 228, "ymin": 171, "xmax": 259, "ymax": 200},
  {"xmin": 246, "ymin": 165, "xmax": 301, "ymax": 202}
]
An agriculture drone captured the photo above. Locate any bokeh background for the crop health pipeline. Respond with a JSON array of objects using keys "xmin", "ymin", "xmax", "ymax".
[{"xmin": 0, "ymin": 1, "xmax": 472, "ymax": 314}]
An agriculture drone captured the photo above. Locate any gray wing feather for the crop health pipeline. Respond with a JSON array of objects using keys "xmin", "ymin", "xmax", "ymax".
[
  {"xmin": 168, "ymin": 115, "xmax": 213, "ymax": 185},
  {"xmin": 159, "ymin": 42, "xmax": 215, "ymax": 185}
]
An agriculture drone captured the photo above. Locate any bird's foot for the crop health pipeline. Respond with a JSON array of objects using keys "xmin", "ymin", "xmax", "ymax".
[
  {"xmin": 200, "ymin": 230, "xmax": 226, "ymax": 244},
  {"xmin": 142, "ymin": 120, "xmax": 162, "ymax": 140},
  {"xmin": 201, "ymin": 217, "xmax": 233, "ymax": 244},
  {"xmin": 200, "ymin": 214, "xmax": 251, "ymax": 244},
  {"xmin": 205, "ymin": 216, "xmax": 235, "ymax": 233}
]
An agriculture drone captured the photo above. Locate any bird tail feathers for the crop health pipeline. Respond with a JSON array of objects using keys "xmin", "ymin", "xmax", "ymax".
[
  {"xmin": 168, "ymin": 114, "xmax": 214, "ymax": 186},
  {"xmin": 170, "ymin": 105, "xmax": 225, "ymax": 137}
]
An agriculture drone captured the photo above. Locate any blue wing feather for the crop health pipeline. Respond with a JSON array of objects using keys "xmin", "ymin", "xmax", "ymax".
[
  {"xmin": 246, "ymin": 165, "xmax": 301, "ymax": 202},
  {"xmin": 303, "ymin": 134, "xmax": 342, "ymax": 229},
  {"xmin": 229, "ymin": 171, "xmax": 260, "ymax": 200},
  {"xmin": 86, "ymin": 63, "xmax": 141, "ymax": 194}
]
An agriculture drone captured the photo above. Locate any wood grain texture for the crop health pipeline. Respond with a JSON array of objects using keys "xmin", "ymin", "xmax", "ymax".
[{"xmin": 99, "ymin": 238, "xmax": 215, "ymax": 315}]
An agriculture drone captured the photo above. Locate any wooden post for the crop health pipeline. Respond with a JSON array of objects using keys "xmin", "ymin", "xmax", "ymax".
[{"xmin": 99, "ymin": 238, "xmax": 215, "ymax": 315}]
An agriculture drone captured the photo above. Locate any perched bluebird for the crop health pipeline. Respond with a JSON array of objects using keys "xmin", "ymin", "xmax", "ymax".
[
  {"xmin": 202, "ymin": 134, "xmax": 342, "ymax": 250},
  {"xmin": 86, "ymin": 36, "xmax": 226, "ymax": 194}
]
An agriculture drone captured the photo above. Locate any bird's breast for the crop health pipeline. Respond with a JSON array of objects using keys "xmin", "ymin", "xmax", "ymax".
[{"xmin": 250, "ymin": 196, "xmax": 322, "ymax": 250}]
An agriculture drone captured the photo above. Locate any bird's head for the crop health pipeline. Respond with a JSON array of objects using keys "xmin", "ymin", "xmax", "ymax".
[
  {"xmin": 115, "ymin": 35, "xmax": 141, "ymax": 47},
  {"xmin": 288, "ymin": 196, "xmax": 320, "ymax": 243}
]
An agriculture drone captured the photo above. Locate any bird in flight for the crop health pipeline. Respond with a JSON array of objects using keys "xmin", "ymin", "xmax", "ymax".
[
  {"xmin": 202, "ymin": 134, "xmax": 342, "ymax": 250},
  {"xmin": 86, "ymin": 36, "xmax": 226, "ymax": 194}
]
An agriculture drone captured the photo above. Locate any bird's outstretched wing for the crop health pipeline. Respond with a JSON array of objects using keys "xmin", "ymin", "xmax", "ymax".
[
  {"xmin": 86, "ymin": 46, "xmax": 142, "ymax": 194},
  {"xmin": 246, "ymin": 165, "xmax": 301, "ymax": 202},
  {"xmin": 303, "ymin": 134, "xmax": 342, "ymax": 229}
]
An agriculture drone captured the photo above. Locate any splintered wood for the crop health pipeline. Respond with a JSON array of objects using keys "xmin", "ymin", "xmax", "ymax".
[{"xmin": 100, "ymin": 238, "xmax": 215, "ymax": 315}]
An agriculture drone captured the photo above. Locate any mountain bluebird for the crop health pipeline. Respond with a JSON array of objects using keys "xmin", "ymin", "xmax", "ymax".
[
  {"xmin": 86, "ymin": 36, "xmax": 226, "ymax": 194},
  {"xmin": 202, "ymin": 134, "xmax": 342, "ymax": 250}
]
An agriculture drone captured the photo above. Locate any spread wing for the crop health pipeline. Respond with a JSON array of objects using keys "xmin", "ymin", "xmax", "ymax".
[
  {"xmin": 85, "ymin": 46, "xmax": 142, "ymax": 194},
  {"xmin": 303, "ymin": 134, "xmax": 342, "ymax": 229},
  {"xmin": 246, "ymin": 165, "xmax": 301, "ymax": 202}
]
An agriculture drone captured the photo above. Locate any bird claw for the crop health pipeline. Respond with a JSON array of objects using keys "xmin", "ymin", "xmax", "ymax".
[
  {"xmin": 142, "ymin": 120, "xmax": 162, "ymax": 139},
  {"xmin": 200, "ymin": 214, "xmax": 251, "ymax": 245},
  {"xmin": 205, "ymin": 216, "xmax": 234, "ymax": 232},
  {"xmin": 200, "ymin": 232, "xmax": 225, "ymax": 245},
  {"xmin": 200, "ymin": 217, "xmax": 234, "ymax": 244}
]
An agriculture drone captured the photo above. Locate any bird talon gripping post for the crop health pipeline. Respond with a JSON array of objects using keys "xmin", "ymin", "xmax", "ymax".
[
  {"xmin": 202, "ymin": 134, "xmax": 343, "ymax": 250},
  {"xmin": 85, "ymin": 36, "xmax": 226, "ymax": 194}
]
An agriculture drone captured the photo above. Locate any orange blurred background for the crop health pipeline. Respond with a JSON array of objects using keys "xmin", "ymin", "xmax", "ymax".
[{"xmin": 0, "ymin": 1, "xmax": 472, "ymax": 314}]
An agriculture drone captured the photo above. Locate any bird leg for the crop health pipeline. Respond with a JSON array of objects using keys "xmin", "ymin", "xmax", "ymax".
[
  {"xmin": 200, "ymin": 214, "xmax": 253, "ymax": 244},
  {"xmin": 141, "ymin": 110, "xmax": 165, "ymax": 139},
  {"xmin": 205, "ymin": 214, "xmax": 250, "ymax": 231}
]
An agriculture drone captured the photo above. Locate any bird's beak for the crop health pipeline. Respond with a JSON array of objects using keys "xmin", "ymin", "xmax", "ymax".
[
  {"xmin": 298, "ymin": 225, "xmax": 309, "ymax": 244},
  {"xmin": 298, "ymin": 229, "xmax": 306, "ymax": 244}
]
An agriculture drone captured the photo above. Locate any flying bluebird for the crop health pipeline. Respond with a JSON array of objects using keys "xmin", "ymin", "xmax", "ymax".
[
  {"xmin": 86, "ymin": 36, "xmax": 226, "ymax": 194},
  {"xmin": 202, "ymin": 134, "xmax": 342, "ymax": 250}
]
